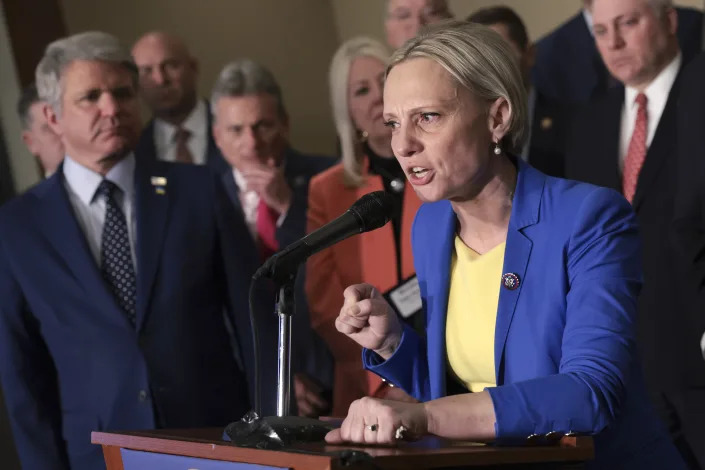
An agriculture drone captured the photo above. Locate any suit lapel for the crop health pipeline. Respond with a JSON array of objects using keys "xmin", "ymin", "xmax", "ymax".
[
  {"xmin": 494, "ymin": 162, "xmax": 543, "ymax": 384},
  {"xmin": 425, "ymin": 203, "xmax": 456, "ymax": 398},
  {"xmin": 34, "ymin": 172, "xmax": 131, "ymax": 328},
  {"xmin": 631, "ymin": 72, "xmax": 682, "ymax": 211},
  {"xmin": 593, "ymin": 91, "xmax": 624, "ymax": 191},
  {"xmin": 134, "ymin": 160, "xmax": 171, "ymax": 331}
]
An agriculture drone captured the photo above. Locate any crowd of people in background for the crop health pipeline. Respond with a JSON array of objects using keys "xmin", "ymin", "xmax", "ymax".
[{"xmin": 1, "ymin": 0, "xmax": 705, "ymax": 469}]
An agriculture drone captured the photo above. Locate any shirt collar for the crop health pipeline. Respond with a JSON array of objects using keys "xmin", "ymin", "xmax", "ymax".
[
  {"xmin": 582, "ymin": 8, "xmax": 594, "ymax": 36},
  {"xmin": 63, "ymin": 153, "xmax": 136, "ymax": 205},
  {"xmin": 625, "ymin": 53, "xmax": 681, "ymax": 109},
  {"xmin": 154, "ymin": 99, "xmax": 208, "ymax": 141}
]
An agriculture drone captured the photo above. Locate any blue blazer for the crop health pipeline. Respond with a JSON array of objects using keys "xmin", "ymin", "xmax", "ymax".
[
  {"xmin": 0, "ymin": 157, "xmax": 265, "ymax": 470},
  {"xmin": 364, "ymin": 161, "xmax": 685, "ymax": 469}
]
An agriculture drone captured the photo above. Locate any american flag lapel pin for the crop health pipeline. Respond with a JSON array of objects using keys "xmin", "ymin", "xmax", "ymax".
[{"xmin": 150, "ymin": 176, "xmax": 167, "ymax": 195}]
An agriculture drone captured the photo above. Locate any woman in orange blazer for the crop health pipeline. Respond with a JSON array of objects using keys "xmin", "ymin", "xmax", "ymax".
[{"xmin": 306, "ymin": 37, "xmax": 422, "ymax": 417}]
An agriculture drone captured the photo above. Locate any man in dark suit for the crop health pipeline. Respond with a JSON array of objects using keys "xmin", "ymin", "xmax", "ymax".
[
  {"xmin": 533, "ymin": 0, "xmax": 703, "ymax": 104},
  {"xmin": 0, "ymin": 32, "xmax": 266, "ymax": 470},
  {"xmin": 210, "ymin": 59, "xmax": 336, "ymax": 418},
  {"xmin": 673, "ymin": 50, "xmax": 705, "ymax": 459},
  {"xmin": 565, "ymin": 1, "xmax": 705, "ymax": 468},
  {"xmin": 131, "ymin": 31, "xmax": 228, "ymax": 174},
  {"xmin": 17, "ymin": 83, "xmax": 65, "ymax": 178},
  {"xmin": 467, "ymin": 6, "xmax": 569, "ymax": 177}
]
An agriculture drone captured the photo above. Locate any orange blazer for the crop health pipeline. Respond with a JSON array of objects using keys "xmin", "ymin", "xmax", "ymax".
[{"xmin": 305, "ymin": 159, "xmax": 421, "ymax": 417}]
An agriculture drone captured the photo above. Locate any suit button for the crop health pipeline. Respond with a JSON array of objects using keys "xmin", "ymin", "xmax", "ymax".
[{"xmin": 138, "ymin": 390, "xmax": 148, "ymax": 402}]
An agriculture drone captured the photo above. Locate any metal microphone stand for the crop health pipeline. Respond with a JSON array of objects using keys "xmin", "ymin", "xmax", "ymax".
[{"xmin": 223, "ymin": 270, "xmax": 335, "ymax": 449}]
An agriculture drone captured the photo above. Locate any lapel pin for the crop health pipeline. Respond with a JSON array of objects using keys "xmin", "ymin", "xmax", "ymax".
[
  {"xmin": 540, "ymin": 117, "xmax": 553, "ymax": 131},
  {"xmin": 151, "ymin": 176, "xmax": 167, "ymax": 195},
  {"xmin": 502, "ymin": 272, "xmax": 520, "ymax": 290}
]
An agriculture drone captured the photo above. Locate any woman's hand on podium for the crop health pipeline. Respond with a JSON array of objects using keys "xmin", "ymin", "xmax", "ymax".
[
  {"xmin": 324, "ymin": 397, "xmax": 427, "ymax": 445},
  {"xmin": 335, "ymin": 283, "xmax": 403, "ymax": 360}
]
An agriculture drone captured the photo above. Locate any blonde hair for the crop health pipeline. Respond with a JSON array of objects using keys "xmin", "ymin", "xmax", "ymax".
[
  {"xmin": 389, "ymin": 20, "xmax": 528, "ymax": 151},
  {"xmin": 329, "ymin": 36, "xmax": 389, "ymax": 187}
]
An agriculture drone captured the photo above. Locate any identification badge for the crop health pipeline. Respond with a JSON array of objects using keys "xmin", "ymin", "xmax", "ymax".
[{"xmin": 384, "ymin": 275, "xmax": 422, "ymax": 319}]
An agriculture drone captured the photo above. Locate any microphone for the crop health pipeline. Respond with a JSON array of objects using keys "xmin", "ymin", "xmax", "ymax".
[{"xmin": 253, "ymin": 191, "xmax": 395, "ymax": 284}]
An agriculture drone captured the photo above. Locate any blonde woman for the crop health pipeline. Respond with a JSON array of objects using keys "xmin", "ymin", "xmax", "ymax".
[
  {"xmin": 325, "ymin": 21, "xmax": 685, "ymax": 470},
  {"xmin": 305, "ymin": 37, "xmax": 420, "ymax": 417}
]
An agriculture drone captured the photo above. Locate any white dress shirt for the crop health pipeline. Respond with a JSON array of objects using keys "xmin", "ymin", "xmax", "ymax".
[
  {"xmin": 619, "ymin": 54, "xmax": 682, "ymax": 170},
  {"xmin": 62, "ymin": 154, "xmax": 138, "ymax": 269},
  {"xmin": 153, "ymin": 100, "xmax": 209, "ymax": 165}
]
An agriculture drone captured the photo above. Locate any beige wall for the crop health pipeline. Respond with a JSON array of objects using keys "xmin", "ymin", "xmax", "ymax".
[
  {"xmin": 60, "ymin": 0, "xmax": 341, "ymax": 158},
  {"xmin": 0, "ymin": 5, "xmax": 39, "ymax": 192},
  {"xmin": 333, "ymin": 0, "xmax": 703, "ymax": 45}
]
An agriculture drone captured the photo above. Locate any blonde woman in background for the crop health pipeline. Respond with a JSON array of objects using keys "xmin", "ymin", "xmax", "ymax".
[{"xmin": 305, "ymin": 37, "xmax": 421, "ymax": 417}]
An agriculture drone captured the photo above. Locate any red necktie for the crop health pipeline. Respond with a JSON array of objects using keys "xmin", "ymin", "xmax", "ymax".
[
  {"xmin": 622, "ymin": 93, "xmax": 648, "ymax": 203},
  {"xmin": 256, "ymin": 199, "xmax": 279, "ymax": 261}
]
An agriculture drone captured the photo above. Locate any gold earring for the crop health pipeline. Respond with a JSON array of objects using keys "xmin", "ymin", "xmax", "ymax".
[{"xmin": 359, "ymin": 130, "xmax": 369, "ymax": 143}]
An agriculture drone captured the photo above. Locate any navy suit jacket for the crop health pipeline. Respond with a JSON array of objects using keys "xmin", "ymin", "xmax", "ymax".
[
  {"xmin": 533, "ymin": 8, "xmax": 703, "ymax": 104},
  {"xmin": 0, "ymin": 157, "xmax": 262, "ymax": 470},
  {"xmin": 135, "ymin": 99, "xmax": 230, "ymax": 175},
  {"xmin": 364, "ymin": 161, "xmax": 685, "ymax": 469},
  {"xmin": 222, "ymin": 148, "xmax": 336, "ymax": 391}
]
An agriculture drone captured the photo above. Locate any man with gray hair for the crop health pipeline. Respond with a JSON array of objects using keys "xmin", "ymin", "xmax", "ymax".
[
  {"xmin": 532, "ymin": 0, "xmax": 702, "ymax": 104},
  {"xmin": 565, "ymin": 1, "xmax": 705, "ymax": 467},
  {"xmin": 211, "ymin": 58, "xmax": 335, "ymax": 418},
  {"xmin": 0, "ymin": 32, "xmax": 264, "ymax": 470}
]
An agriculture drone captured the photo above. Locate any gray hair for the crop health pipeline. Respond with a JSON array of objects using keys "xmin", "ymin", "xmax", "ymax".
[
  {"xmin": 329, "ymin": 36, "xmax": 390, "ymax": 188},
  {"xmin": 35, "ymin": 31, "xmax": 137, "ymax": 114},
  {"xmin": 389, "ymin": 20, "xmax": 528, "ymax": 152},
  {"xmin": 210, "ymin": 59, "xmax": 286, "ymax": 120}
]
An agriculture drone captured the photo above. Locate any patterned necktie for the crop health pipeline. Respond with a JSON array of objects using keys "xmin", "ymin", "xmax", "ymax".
[
  {"xmin": 622, "ymin": 93, "xmax": 648, "ymax": 203},
  {"xmin": 256, "ymin": 199, "xmax": 280, "ymax": 261},
  {"xmin": 174, "ymin": 127, "xmax": 193, "ymax": 164},
  {"xmin": 97, "ymin": 180, "xmax": 137, "ymax": 326}
]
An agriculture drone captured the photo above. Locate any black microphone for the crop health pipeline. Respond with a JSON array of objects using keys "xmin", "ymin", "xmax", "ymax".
[{"xmin": 253, "ymin": 191, "xmax": 395, "ymax": 284}]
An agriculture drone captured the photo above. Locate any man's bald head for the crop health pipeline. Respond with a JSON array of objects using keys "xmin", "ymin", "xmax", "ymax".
[{"xmin": 132, "ymin": 31, "xmax": 199, "ymax": 124}]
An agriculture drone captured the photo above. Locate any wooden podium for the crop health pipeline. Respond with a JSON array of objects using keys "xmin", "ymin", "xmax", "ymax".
[{"xmin": 92, "ymin": 428, "xmax": 594, "ymax": 469}]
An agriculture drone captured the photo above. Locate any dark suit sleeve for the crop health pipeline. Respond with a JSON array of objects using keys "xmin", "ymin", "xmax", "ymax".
[
  {"xmin": 210, "ymin": 171, "xmax": 280, "ymax": 416},
  {"xmin": 673, "ymin": 55, "xmax": 705, "ymax": 320},
  {"xmin": 0, "ymin": 231, "xmax": 70, "ymax": 470}
]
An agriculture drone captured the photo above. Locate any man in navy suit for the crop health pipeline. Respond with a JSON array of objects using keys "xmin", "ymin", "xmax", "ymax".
[
  {"xmin": 533, "ymin": 0, "xmax": 703, "ymax": 104},
  {"xmin": 0, "ymin": 32, "xmax": 265, "ymax": 470},
  {"xmin": 565, "ymin": 1, "xmax": 705, "ymax": 467},
  {"xmin": 211, "ymin": 59, "xmax": 335, "ymax": 418},
  {"xmin": 131, "ymin": 31, "xmax": 228, "ymax": 174}
]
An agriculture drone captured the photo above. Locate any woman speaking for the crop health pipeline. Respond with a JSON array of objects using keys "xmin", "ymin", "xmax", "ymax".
[{"xmin": 325, "ymin": 21, "xmax": 685, "ymax": 469}]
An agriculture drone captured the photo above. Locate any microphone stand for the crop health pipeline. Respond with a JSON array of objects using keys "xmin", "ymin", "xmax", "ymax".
[
  {"xmin": 275, "ymin": 279, "xmax": 293, "ymax": 416},
  {"xmin": 223, "ymin": 270, "xmax": 335, "ymax": 449}
]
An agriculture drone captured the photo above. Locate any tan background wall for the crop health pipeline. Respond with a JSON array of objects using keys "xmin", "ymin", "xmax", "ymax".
[{"xmin": 333, "ymin": 0, "xmax": 703, "ymax": 44}]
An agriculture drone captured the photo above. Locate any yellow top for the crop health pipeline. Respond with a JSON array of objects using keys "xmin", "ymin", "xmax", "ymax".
[{"xmin": 445, "ymin": 236, "xmax": 505, "ymax": 392}]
